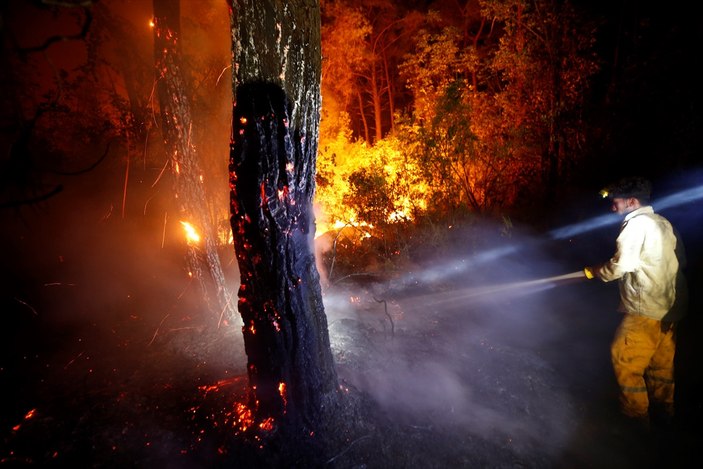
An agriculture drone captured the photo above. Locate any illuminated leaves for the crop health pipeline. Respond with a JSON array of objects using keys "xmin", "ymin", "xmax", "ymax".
[
  {"xmin": 317, "ymin": 0, "xmax": 600, "ymax": 223},
  {"xmin": 345, "ymin": 164, "xmax": 393, "ymax": 228},
  {"xmin": 399, "ymin": 25, "xmax": 469, "ymax": 124},
  {"xmin": 315, "ymin": 131, "xmax": 428, "ymax": 236}
]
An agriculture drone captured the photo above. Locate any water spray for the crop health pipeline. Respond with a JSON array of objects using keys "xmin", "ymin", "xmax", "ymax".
[
  {"xmin": 402, "ymin": 271, "xmax": 587, "ymax": 309},
  {"xmin": 550, "ymin": 183, "xmax": 703, "ymax": 240},
  {"xmin": 387, "ymin": 182, "xmax": 701, "ymax": 300},
  {"xmin": 448, "ymin": 270, "xmax": 585, "ymax": 301}
]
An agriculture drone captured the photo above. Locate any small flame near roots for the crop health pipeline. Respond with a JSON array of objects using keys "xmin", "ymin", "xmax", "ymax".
[
  {"xmin": 180, "ymin": 221, "xmax": 201, "ymax": 244},
  {"xmin": 230, "ymin": 401, "xmax": 278, "ymax": 435},
  {"xmin": 233, "ymin": 402, "xmax": 255, "ymax": 432},
  {"xmin": 195, "ymin": 378, "xmax": 276, "ymax": 438}
]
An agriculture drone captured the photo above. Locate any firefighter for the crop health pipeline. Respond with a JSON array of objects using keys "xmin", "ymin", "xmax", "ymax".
[{"xmin": 583, "ymin": 176, "xmax": 686, "ymax": 429}]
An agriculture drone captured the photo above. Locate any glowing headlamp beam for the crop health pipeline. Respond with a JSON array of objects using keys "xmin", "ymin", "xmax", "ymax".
[
  {"xmin": 550, "ymin": 183, "xmax": 703, "ymax": 240},
  {"xmin": 390, "ymin": 183, "xmax": 702, "ymax": 289},
  {"xmin": 548, "ymin": 213, "xmax": 619, "ymax": 240},
  {"xmin": 652, "ymin": 184, "xmax": 703, "ymax": 211}
]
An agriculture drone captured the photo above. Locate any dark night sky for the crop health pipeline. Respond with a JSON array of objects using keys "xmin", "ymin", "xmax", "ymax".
[{"xmin": 580, "ymin": 0, "xmax": 702, "ymax": 179}]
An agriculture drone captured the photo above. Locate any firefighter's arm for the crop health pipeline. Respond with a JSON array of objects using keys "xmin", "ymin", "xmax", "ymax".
[{"xmin": 598, "ymin": 223, "xmax": 643, "ymax": 282}]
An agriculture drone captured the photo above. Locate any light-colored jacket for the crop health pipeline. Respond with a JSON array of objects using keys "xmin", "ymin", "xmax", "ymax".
[{"xmin": 596, "ymin": 206, "xmax": 679, "ymax": 320}]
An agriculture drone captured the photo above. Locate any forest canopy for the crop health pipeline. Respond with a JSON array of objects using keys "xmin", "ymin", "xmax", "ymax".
[{"xmin": 1, "ymin": 0, "xmax": 700, "ymax": 256}]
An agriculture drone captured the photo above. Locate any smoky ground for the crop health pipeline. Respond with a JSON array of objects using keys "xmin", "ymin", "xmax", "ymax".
[
  {"xmin": 321, "ymin": 220, "xmax": 702, "ymax": 469},
  {"xmin": 1, "ymin": 187, "xmax": 702, "ymax": 468}
]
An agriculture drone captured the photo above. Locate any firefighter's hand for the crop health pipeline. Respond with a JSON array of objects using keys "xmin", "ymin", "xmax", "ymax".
[{"xmin": 583, "ymin": 267, "xmax": 595, "ymax": 280}]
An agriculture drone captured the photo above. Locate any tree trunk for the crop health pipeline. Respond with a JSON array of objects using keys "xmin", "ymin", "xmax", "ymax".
[
  {"xmin": 383, "ymin": 50, "xmax": 395, "ymax": 132},
  {"xmin": 357, "ymin": 89, "xmax": 370, "ymax": 143},
  {"xmin": 229, "ymin": 0, "xmax": 340, "ymax": 440},
  {"xmin": 371, "ymin": 64, "xmax": 383, "ymax": 142},
  {"xmin": 153, "ymin": 0, "xmax": 237, "ymax": 326}
]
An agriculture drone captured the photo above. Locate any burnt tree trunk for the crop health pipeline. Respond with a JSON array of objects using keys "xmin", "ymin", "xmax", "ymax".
[
  {"xmin": 153, "ymin": 0, "xmax": 236, "ymax": 326},
  {"xmin": 229, "ymin": 0, "xmax": 341, "ymax": 437}
]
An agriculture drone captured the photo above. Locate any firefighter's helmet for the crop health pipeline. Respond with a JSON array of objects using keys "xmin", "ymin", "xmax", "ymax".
[{"xmin": 600, "ymin": 176, "xmax": 652, "ymax": 204}]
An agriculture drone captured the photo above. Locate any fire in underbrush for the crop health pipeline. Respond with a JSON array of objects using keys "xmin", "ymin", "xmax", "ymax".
[{"xmin": 314, "ymin": 135, "xmax": 430, "ymax": 238}]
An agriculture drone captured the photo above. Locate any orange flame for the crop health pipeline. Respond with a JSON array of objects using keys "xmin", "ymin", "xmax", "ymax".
[
  {"xmin": 180, "ymin": 221, "xmax": 200, "ymax": 244},
  {"xmin": 278, "ymin": 382, "xmax": 288, "ymax": 408},
  {"xmin": 314, "ymin": 133, "xmax": 431, "ymax": 237}
]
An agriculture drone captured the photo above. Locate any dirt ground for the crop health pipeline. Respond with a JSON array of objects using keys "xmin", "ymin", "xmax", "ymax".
[{"xmin": 2, "ymin": 259, "xmax": 702, "ymax": 468}]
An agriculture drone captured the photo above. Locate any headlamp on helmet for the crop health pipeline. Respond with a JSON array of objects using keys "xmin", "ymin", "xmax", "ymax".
[{"xmin": 600, "ymin": 177, "xmax": 652, "ymax": 204}]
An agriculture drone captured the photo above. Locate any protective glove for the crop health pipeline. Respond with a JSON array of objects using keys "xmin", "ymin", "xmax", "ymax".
[{"xmin": 583, "ymin": 267, "xmax": 595, "ymax": 280}]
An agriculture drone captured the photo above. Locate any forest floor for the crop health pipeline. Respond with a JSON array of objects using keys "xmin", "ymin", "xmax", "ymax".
[
  {"xmin": 2, "ymin": 215, "xmax": 702, "ymax": 468},
  {"xmin": 2, "ymin": 264, "xmax": 702, "ymax": 468}
]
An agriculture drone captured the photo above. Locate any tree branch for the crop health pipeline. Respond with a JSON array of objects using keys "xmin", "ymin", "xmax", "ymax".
[{"xmin": 19, "ymin": 3, "xmax": 94, "ymax": 55}]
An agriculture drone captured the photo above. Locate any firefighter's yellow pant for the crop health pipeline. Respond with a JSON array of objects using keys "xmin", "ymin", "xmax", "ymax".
[{"xmin": 611, "ymin": 314, "xmax": 676, "ymax": 418}]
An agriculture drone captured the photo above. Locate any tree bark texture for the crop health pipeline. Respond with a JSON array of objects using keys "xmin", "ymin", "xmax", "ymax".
[
  {"xmin": 153, "ymin": 0, "xmax": 236, "ymax": 325},
  {"xmin": 229, "ymin": 0, "xmax": 340, "ymax": 434}
]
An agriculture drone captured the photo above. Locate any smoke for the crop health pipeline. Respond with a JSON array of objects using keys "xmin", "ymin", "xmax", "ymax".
[
  {"xmin": 321, "ymin": 220, "xmax": 614, "ymax": 460},
  {"xmin": 1, "ymin": 157, "xmax": 242, "ymax": 339},
  {"xmin": 321, "ymin": 175, "xmax": 703, "ymax": 460}
]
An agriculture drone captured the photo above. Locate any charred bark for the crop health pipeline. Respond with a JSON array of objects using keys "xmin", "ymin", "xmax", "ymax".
[
  {"xmin": 153, "ymin": 0, "xmax": 236, "ymax": 326},
  {"xmin": 229, "ymin": 0, "xmax": 342, "ymax": 443}
]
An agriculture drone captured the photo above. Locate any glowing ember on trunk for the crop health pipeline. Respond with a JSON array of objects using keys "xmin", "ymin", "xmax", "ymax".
[{"xmin": 278, "ymin": 382, "xmax": 287, "ymax": 408}]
